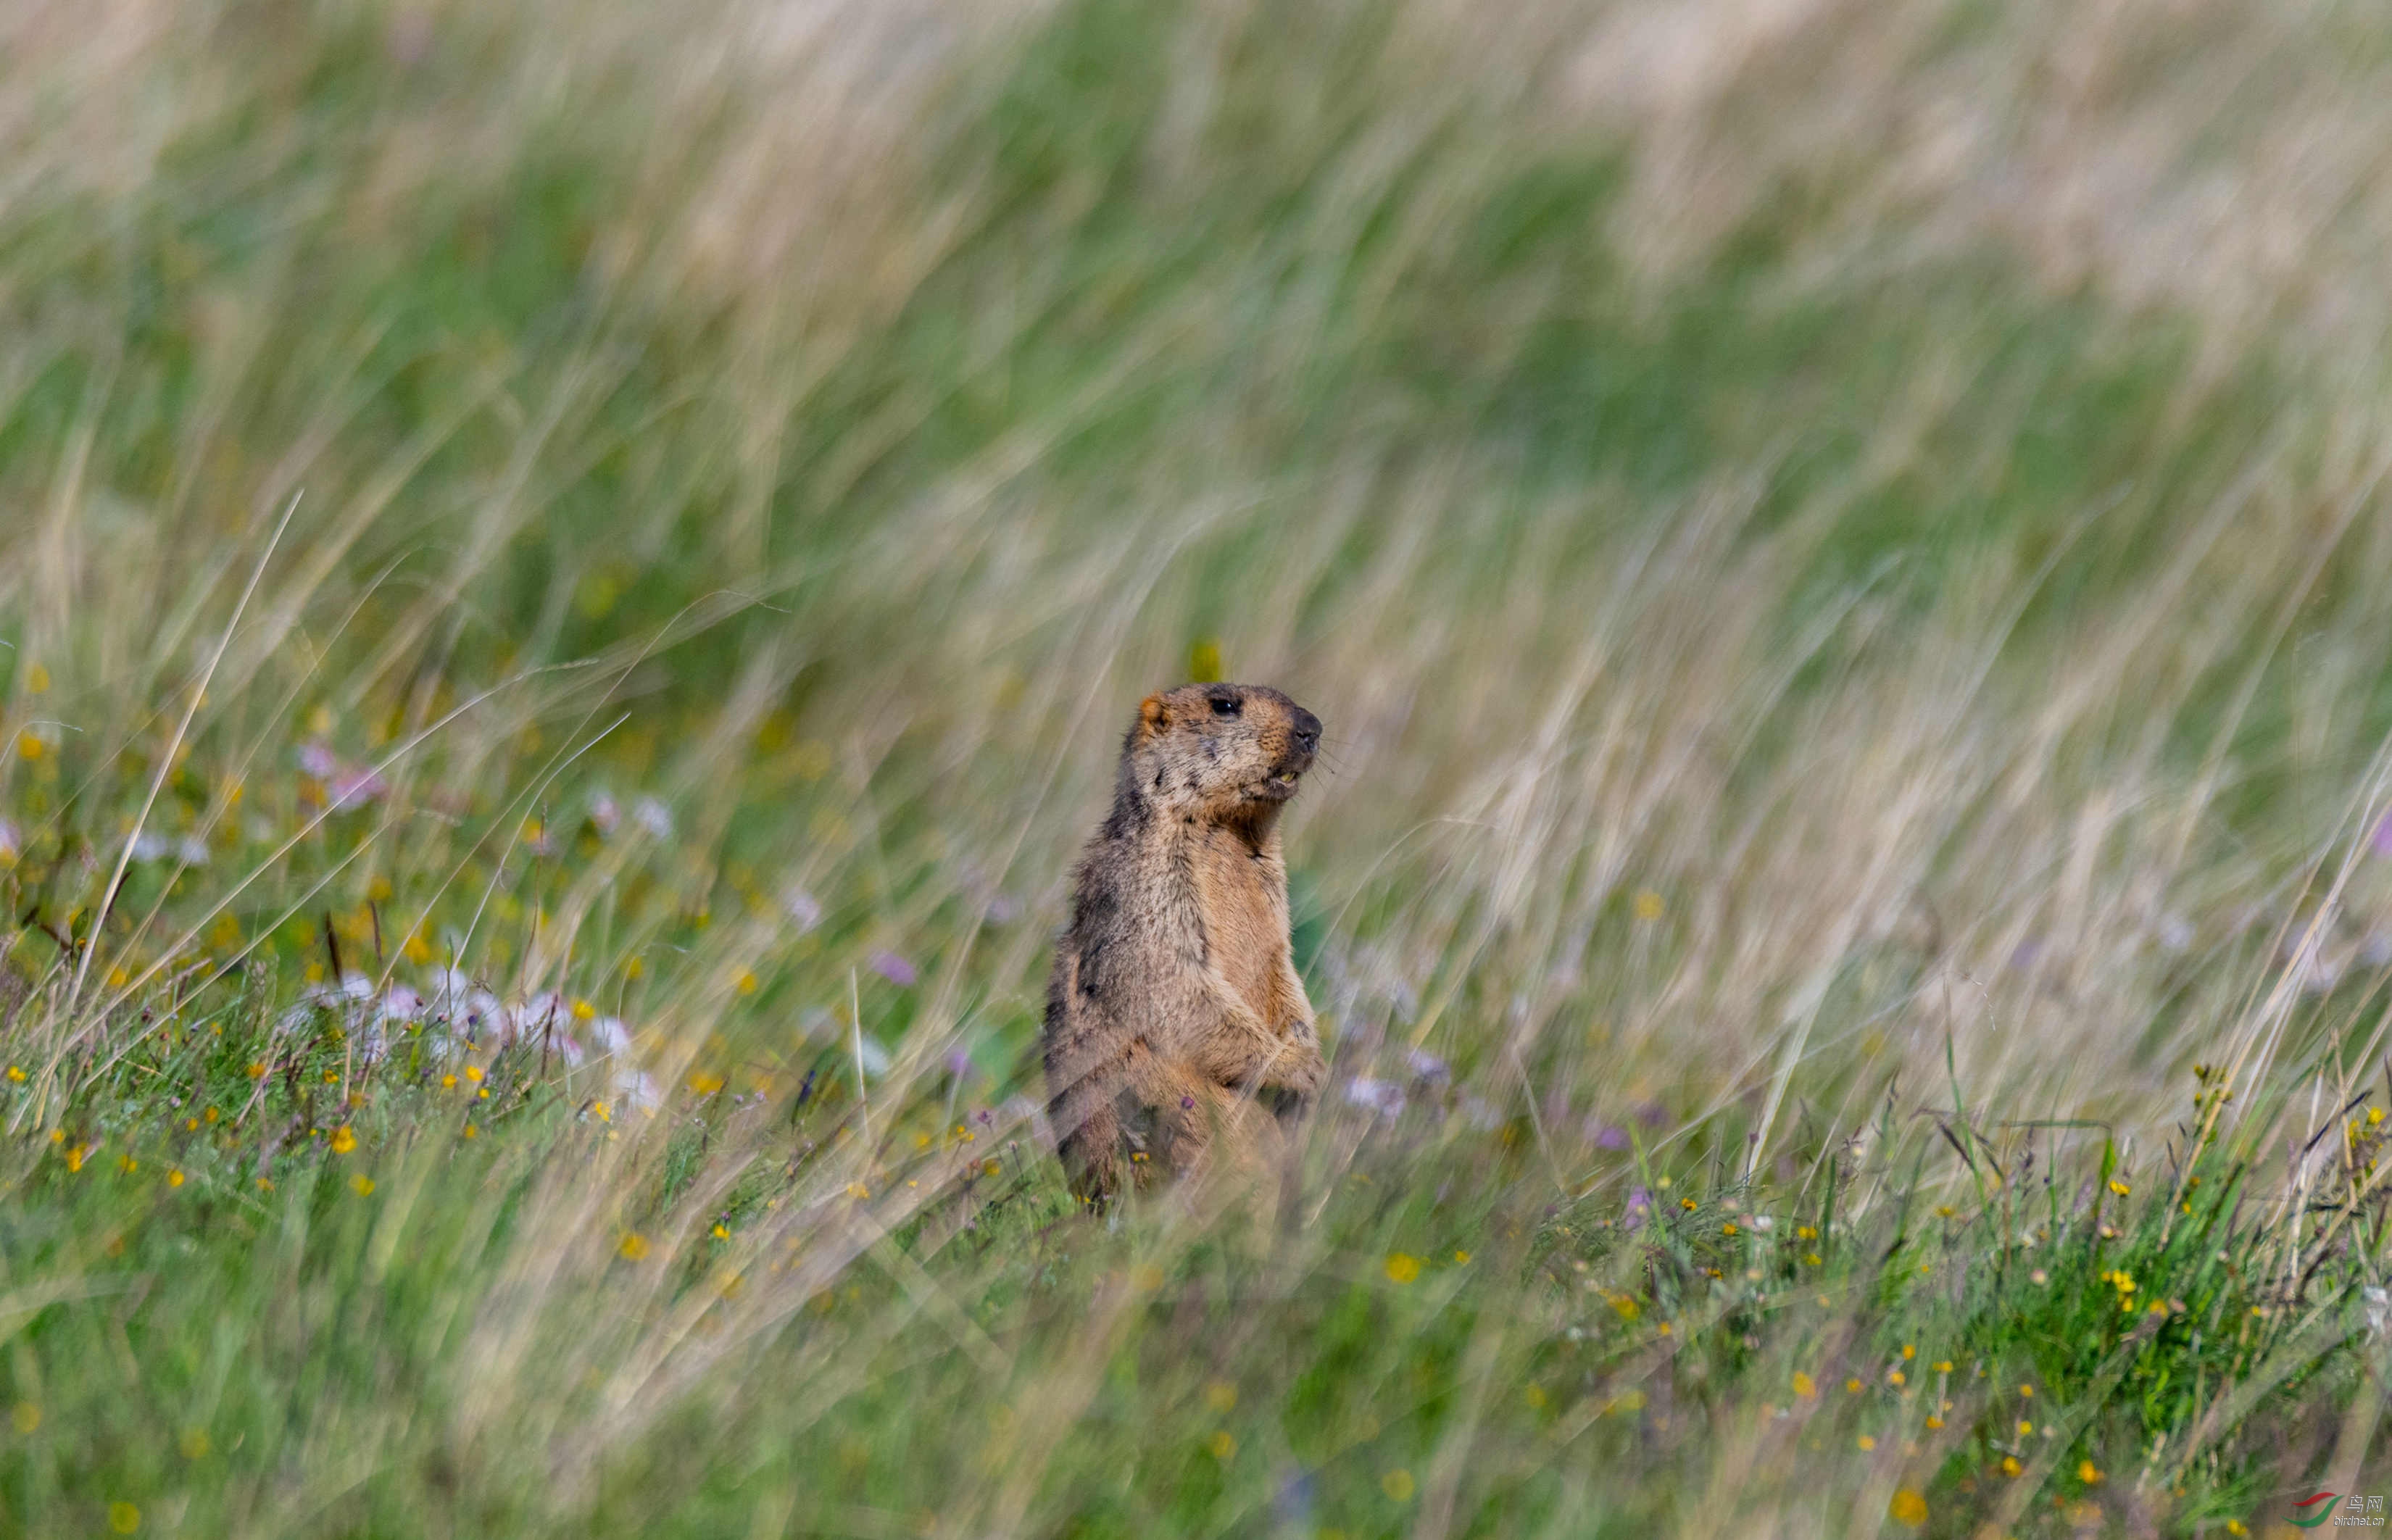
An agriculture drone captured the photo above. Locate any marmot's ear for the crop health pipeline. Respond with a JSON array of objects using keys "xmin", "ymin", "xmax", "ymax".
[{"xmin": 1138, "ymin": 694, "xmax": 1170, "ymax": 738}]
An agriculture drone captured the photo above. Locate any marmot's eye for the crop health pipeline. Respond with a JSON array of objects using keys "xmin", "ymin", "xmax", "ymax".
[{"xmin": 1209, "ymin": 696, "xmax": 1239, "ymax": 717}]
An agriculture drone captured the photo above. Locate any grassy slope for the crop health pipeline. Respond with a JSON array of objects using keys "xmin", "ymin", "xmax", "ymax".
[{"xmin": 1, "ymin": 0, "xmax": 2390, "ymax": 1533}]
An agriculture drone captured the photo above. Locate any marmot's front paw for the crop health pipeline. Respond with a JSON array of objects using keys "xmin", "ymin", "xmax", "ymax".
[
  {"xmin": 1274, "ymin": 1039, "xmax": 1327, "ymax": 1097},
  {"xmin": 1261, "ymin": 1083, "xmax": 1311, "ymax": 1123}
]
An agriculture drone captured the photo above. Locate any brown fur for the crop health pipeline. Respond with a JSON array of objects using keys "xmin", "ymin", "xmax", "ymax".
[{"xmin": 1042, "ymin": 682, "xmax": 1328, "ymax": 1206}]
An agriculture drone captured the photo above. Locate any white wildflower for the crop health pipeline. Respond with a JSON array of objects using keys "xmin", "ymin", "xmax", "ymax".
[
  {"xmin": 1405, "ymin": 1049, "xmax": 1450, "ymax": 1083},
  {"xmin": 612, "ymin": 1067, "xmax": 661, "ymax": 1113},
  {"xmin": 518, "ymin": 993, "xmax": 568, "ymax": 1044},
  {"xmin": 584, "ymin": 1015, "xmax": 632, "ymax": 1058},
  {"xmin": 462, "ymin": 988, "xmax": 512, "ymax": 1045}
]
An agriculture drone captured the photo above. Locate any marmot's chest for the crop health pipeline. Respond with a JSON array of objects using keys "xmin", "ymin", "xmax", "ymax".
[{"xmin": 1187, "ymin": 829, "xmax": 1287, "ymax": 1022}]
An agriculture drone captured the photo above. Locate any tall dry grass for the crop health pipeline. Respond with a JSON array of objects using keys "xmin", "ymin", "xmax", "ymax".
[{"xmin": 0, "ymin": 0, "xmax": 2388, "ymax": 1533}]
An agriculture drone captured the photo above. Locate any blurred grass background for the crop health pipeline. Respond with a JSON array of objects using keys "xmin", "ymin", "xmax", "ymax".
[{"xmin": 4, "ymin": 0, "xmax": 2392, "ymax": 1533}]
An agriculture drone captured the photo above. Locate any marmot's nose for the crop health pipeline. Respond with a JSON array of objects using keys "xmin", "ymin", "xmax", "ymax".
[{"xmin": 1291, "ymin": 709, "xmax": 1321, "ymax": 757}]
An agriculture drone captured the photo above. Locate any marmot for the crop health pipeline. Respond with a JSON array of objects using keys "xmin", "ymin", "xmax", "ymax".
[{"xmin": 1043, "ymin": 682, "xmax": 1329, "ymax": 1205}]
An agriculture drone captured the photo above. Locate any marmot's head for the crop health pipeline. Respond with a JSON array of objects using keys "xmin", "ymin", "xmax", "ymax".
[{"xmin": 1118, "ymin": 682, "xmax": 1322, "ymax": 824}]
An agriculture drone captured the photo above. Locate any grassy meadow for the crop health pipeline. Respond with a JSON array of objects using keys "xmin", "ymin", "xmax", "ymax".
[{"xmin": 6, "ymin": 0, "xmax": 2392, "ymax": 1533}]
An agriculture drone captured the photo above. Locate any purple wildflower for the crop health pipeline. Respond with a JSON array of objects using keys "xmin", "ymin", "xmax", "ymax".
[{"xmin": 328, "ymin": 767, "xmax": 387, "ymax": 810}]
